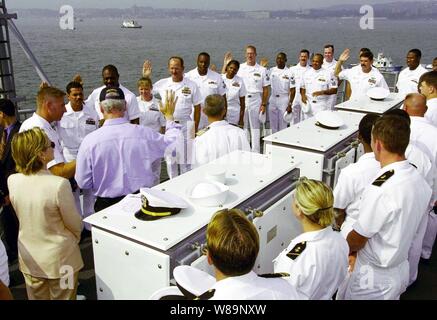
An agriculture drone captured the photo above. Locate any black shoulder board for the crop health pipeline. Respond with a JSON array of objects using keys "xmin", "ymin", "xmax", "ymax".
[
  {"xmin": 286, "ymin": 241, "xmax": 306, "ymax": 260},
  {"xmin": 372, "ymin": 169, "xmax": 395, "ymax": 187},
  {"xmin": 259, "ymin": 272, "xmax": 290, "ymax": 278},
  {"xmin": 194, "ymin": 289, "xmax": 215, "ymax": 300},
  {"xmin": 409, "ymin": 162, "xmax": 417, "ymax": 169}
]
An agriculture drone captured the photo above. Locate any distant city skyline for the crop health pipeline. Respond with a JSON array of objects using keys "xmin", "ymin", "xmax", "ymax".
[{"xmin": 10, "ymin": 0, "xmax": 419, "ymax": 11}]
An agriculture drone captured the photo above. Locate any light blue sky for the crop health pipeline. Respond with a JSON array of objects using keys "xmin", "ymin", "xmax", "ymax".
[{"xmin": 10, "ymin": 0, "xmax": 413, "ymax": 10}]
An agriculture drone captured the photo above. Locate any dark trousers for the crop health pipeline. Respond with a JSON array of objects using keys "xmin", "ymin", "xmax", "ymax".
[
  {"xmin": 94, "ymin": 190, "xmax": 139, "ymax": 213},
  {"xmin": 0, "ymin": 205, "xmax": 19, "ymax": 259}
]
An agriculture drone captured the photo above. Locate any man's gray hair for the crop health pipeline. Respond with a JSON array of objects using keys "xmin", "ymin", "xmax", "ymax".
[
  {"xmin": 100, "ymin": 99, "xmax": 126, "ymax": 113},
  {"xmin": 203, "ymin": 94, "xmax": 225, "ymax": 117}
]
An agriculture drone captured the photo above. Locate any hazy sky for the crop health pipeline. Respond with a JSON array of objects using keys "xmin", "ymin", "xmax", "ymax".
[{"xmin": 10, "ymin": 0, "xmax": 411, "ymax": 11}]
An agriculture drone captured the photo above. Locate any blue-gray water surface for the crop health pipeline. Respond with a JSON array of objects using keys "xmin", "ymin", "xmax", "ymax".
[{"xmin": 10, "ymin": 17, "xmax": 437, "ymax": 109}]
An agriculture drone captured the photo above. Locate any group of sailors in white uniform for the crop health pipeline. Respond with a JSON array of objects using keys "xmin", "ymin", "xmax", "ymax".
[{"xmin": 4, "ymin": 43, "xmax": 437, "ymax": 300}]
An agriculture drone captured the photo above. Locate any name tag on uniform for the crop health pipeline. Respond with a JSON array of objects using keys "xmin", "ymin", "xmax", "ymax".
[
  {"xmin": 149, "ymin": 106, "xmax": 159, "ymax": 112},
  {"xmin": 317, "ymin": 77, "xmax": 326, "ymax": 83},
  {"xmin": 232, "ymin": 82, "xmax": 240, "ymax": 87},
  {"xmin": 368, "ymin": 77, "xmax": 377, "ymax": 85},
  {"xmin": 282, "ymin": 75, "xmax": 290, "ymax": 80},
  {"xmin": 208, "ymin": 81, "xmax": 217, "ymax": 85},
  {"xmin": 86, "ymin": 118, "xmax": 96, "ymax": 125},
  {"xmin": 254, "ymin": 73, "xmax": 261, "ymax": 78}
]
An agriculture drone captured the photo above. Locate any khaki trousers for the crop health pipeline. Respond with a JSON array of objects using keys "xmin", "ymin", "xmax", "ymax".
[{"xmin": 23, "ymin": 272, "xmax": 79, "ymax": 300}]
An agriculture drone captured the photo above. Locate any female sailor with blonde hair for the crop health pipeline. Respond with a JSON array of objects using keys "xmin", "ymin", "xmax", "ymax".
[{"xmin": 273, "ymin": 177, "xmax": 349, "ymax": 299}]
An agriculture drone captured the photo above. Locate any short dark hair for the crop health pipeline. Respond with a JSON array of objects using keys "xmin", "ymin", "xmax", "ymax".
[
  {"xmin": 408, "ymin": 48, "xmax": 422, "ymax": 59},
  {"xmin": 102, "ymin": 64, "xmax": 119, "ymax": 77},
  {"xmin": 360, "ymin": 47, "xmax": 371, "ymax": 54},
  {"xmin": 277, "ymin": 52, "xmax": 287, "ymax": 60},
  {"xmin": 324, "ymin": 44, "xmax": 334, "ymax": 51},
  {"xmin": 66, "ymin": 81, "xmax": 83, "ymax": 95},
  {"xmin": 0, "ymin": 98, "xmax": 16, "ymax": 117},
  {"xmin": 372, "ymin": 115, "xmax": 410, "ymax": 155},
  {"xmin": 226, "ymin": 59, "xmax": 240, "ymax": 70},
  {"xmin": 385, "ymin": 108, "xmax": 411, "ymax": 125},
  {"xmin": 360, "ymin": 51, "xmax": 374, "ymax": 61},
  {"xmin": 198, "ymin": 52, "xmax": 210, "ymax": 59},
  {"xmin": 168, "ymin": 56, "xmax": 184, "ymax": 68},
  {"xmin": 359, "ymin": 113, "xmax": 380, "ymax": 145},
  {"xmin": 300, "ymin": 49, "xmax": 310, "ymax": 57},
  {"xmin": 419, "ymin": 71, "xmax": 437, "ymax": 90},
  {"xmin": 313, "ymin": 53, "xmax": 324, "ymax": 61}
]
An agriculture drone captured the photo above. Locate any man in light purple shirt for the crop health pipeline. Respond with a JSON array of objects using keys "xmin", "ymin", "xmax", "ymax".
[{"xmin": 75, "ymin": 86, "xmax": 182, "ymax": 212}]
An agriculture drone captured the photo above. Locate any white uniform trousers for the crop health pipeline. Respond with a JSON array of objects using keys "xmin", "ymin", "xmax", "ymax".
[
  {"xmin": 341, "ymin": 258, "xmax": 409, "ymax": 300},
  {"xmin": 73, "ymin": 188, "xmax": 95, "ymax": 231},
  {"xmin": 408, "ymin": 212, "xmax": 428, "ymax": 285},
  {"xmin": 422, "ymin": 210, "xmax": 437, "ymax": 259},
  {"xmin": 165, "ymin": 120, "xmax": 193, "ymax": 179},
  {"xmin": 268, "ymin": 94, "xmax": 288, "ymax": 134},
  {"xmin": 244, "ymin": 94, "xmax": 262, "ymax": 153}
]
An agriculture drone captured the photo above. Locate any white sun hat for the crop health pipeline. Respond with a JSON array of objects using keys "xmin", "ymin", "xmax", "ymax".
[
  {"xmin": 259, "ymin": 111, "xmax": 267, "ymax": 124},
  {"xmin": 187, "ymin": 180, "xmax": 229, "ymax": 207},
  {"xmin": 283, "ymin": 110, "xmax": 293, "ymax": 123},
  {"xmin": 301, "ymin": 101, "xmax": 311, "ymax": 114},
  {"xmin": 367, "ymin": 87, "xmax": 390, "ymax": 100},
  {"xmin": 173, "ymin": 265, "xmax": 216, "ymax": 297},
  {"xmin": 314, "ymin": 110, "xmax": 345, "ymax": 129}
]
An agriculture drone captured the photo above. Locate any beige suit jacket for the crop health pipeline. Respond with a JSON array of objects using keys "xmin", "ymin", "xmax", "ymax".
[{"xmin": 8, "ymin": 170, "xmax": 83, "ymax": 279}]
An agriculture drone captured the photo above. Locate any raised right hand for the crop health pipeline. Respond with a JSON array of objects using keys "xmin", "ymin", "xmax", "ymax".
[{"xmin": 339, "ymin": 48, "xmax": 351, "ymax": 63}]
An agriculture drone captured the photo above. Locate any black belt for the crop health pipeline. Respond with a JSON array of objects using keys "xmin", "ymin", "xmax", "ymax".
[
  {"xmin": 247, "ymin": 94, "xmax": 253, "ymax": 98},
  {"xmin": 95, "ymin": 190, "xmax": 140, "ymax": 212}
]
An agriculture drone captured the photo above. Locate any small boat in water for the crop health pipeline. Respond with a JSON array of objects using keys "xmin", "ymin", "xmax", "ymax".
[
  {"xmin": 373, "ymin": 52, "xmax": 402, "ymax": 72},
  {"xmin": 121, "ymin": 20, "xmax": 142, "ymax": 29}
]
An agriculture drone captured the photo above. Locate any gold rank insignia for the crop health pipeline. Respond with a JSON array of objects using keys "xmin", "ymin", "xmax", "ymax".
[
  {"xmin": 181, "ymin": 87, "xmax": 192, "ymax": 95},
  {"xmin": 195, "ymin": 126, "xmax": 210, "ymax": 137},
  {"xmin": 232, "ymin": 82, "xmax": 240, "ymax": 87},
  {"xmin": 259, "ymin": 272, "xmax": 290, "ymax": 278},
  {"xmin": 286, "ymin": 241, "xmax": 306, "ymax": 260},
  {"xmin": 372, "ymin": 169, "xmax": 395, "ymax": 187}
]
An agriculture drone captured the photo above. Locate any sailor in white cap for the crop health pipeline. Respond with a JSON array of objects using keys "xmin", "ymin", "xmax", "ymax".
[
  {"xmin": 198, "ymin": 208, "xmax": 305, "ymax": 300},
  {"xmin": 300, "ymin": 54, "xmax": 338, "ymax": 120},
  {"xmin": 193, "ymin": 94, "xmax": 250, "ymax": 167},
  {"xmin": 273, "ymin": 177, "xmax": 349, "ymax": 300}
]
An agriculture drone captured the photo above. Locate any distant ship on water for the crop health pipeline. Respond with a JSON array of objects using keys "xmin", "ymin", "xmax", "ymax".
[{"xmin": 121, "ymin": 20, "xmax": 142, "ymax": 28}]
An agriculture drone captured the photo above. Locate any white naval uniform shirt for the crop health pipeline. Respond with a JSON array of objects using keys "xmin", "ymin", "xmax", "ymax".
[
  {"xmin": 153, "ymin": 77, "xmax": 202, "ymax": 122},
  {"xmin": 193, "ymin": 120, "xmax": 250, "ymax": 167},
  {"xmin": 338, "ymin": 66, "xmax": 389, "ymax": 101},
  {"xmin": 289, "ymin": 64, "xmax": 310, "ymax": 106},
  {"xmin": 410, "ymin": 116, "xmax": 437, "ymax": 200},
  {"xmin": 185, "ymin": 68, "xmax": 227, "ymax": 129},
  {"xmin": 20, "ymin": 113, "xmax": 65, "ymax": 169},
  {"xmin": 300, "ymin": 67, "xmax": 338, "ymax": 114},
  {"xmin": 237, "ymin": 62, "xmax": 270, "ymax": 96},
  {"xmin": 273, "ymin": 227, "xmax": 349, "ymax": 300},
  {"xmin": 396, "ymin": 65, "xmax": 427, "ymax": 97},
  {"xmin": 209, "ymin": 271, "xmax": 306, "ymax": 300},
  {"xmin": 269, "ymin": 66, "xmax": 291, "ymax": 96},
  {"xmin": 322, "ymin": 59, "xmax": 341, "ymax": 109},
  {"xmin": 58, "ymin": 102, "xmax": 99, "ymax": 162},
  {"xmin": 334, "ymin": 152, "xmax": 381, "ymax": 238},
  {"xmin": 405, "ymin": 143, "xmax": 434, "ymax": 193},
  {"xmin": 0, "ymin": 240, "xmax": 9, "ymax": 287},
  {"xmin": 136, "ymin": 97, "xmax": 166, "ymax": 132},
  {"xmin": 424, "ymin": 98, "xmax": 437, "ymax": 127},
  {"xmin": 86, "ymin": 84, "xmax": 141, "ymax": 121},
  {"xmin": 222, "ymin": 74, "xmax": 246, "ymax": 124},
  {"xmin": 353, "ymin": 160, "xmax": 432, "ymax": 268}
]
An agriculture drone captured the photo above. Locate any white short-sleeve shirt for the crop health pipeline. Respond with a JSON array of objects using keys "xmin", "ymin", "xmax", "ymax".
[
  {"xmin": 334, "ymin": 152, "xmax": 381, "ymax": 238},
  {"xmin": 237, "ymin": 62, "xmax": 270, "ymax": 94},
  {"xmin": 86, "ymin": 84, "xmax": 141, "ymax": 121},
  {"xmin": 353, "ymin": 160, "xmax": 432, "ymax": 268},
  {"xmin": 289, "ymin": 64, "xmax": 311, "ymax": 105},
  {"xmin": 153, "ymin": 77, "xmax": 202, "ymax": 122},
  {"xmin": 424, "ymin": 98, "xmax": 437, "ymax": 127},
  {"xmin": 136, "ymin": 97, "xmax": 166, "ymax": 132},
  {"xmin": 222, "ymin": 74, "xmax": 246, "ymax": 123},
  {"xmin": 300, "ymin": 67, "xmax": 338, "ymax": 113},
  {"xmin": 269, "ymin": 66, "xmax": 291, "ymax": 96},
  {"xmin": 396, "ymin": 65, "xmax": 427, "ymax": 97},
  {"xmin": 273, "ymin": 227, "xmax": 349, "ymax": 300},
  {"xmin": 339, "ymin": 66, "xmax": 389, "ymax": 101},
  {"xmin": 20, "ymin": 113, "xmax": 65, "ymax": 169},
  {"xmin": 58, "ymin": 102, "xmax": 99, "ymax": 162},
  {"xmin": 185, "ymin": 68, "xmax": 226, "ymax": 105}
]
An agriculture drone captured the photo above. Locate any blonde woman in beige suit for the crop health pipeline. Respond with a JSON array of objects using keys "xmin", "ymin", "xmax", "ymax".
[{"xmin": 8, "ymin": 127, "xmax": 83, "ymax": 300}]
